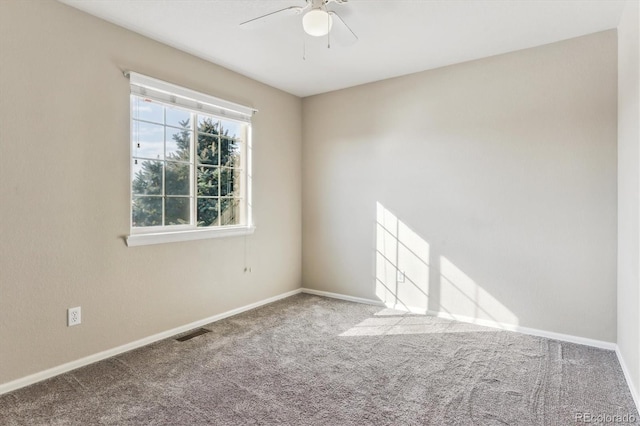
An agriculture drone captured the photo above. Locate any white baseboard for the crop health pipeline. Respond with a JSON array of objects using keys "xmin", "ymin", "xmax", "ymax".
[
  {"xmin": 301, "ymin": 288, "xmax": 385, "ymax": 307},
  {"xmin": 616, "ymin": 347, "xmax": 640, "ymax": 413},
  {"xmin": 0, "ymin": 288, "xmax": 303, "ymax": 396},
  {"xmin": 303, "ymin": 288, "xmax": 616, "ymax": 350},
  {"xmin": 425, "ymin": 309, "xmax": 617, "ymax": 351}
]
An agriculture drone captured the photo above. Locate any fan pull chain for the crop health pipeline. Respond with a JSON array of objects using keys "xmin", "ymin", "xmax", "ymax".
[
  {"xmin": 327, "ymin": 14, "xmax": 331, "ymax": 48},
  {"xmin": 303, "ymin": 38, "xmax": 307, "ymax": 60}
]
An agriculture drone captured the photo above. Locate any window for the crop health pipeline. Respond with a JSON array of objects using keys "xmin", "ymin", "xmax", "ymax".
[{"xmin": 126, "ymin": 73, "xmax": 255, "ymax": 247}]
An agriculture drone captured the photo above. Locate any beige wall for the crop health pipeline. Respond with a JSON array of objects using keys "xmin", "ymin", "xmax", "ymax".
[
  {"xmin": 302, "ymin": 31, "xmax": 618, "ymax": 342},
  {"xmin": 618, "ymin": 0, "xmax": 640, "ymax": 402},
  {"xmin": 0, "ymin": 0, "xmax": 301, "ymax": 384}
]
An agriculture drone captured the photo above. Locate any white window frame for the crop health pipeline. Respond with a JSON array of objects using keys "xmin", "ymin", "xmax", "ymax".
[{"xmin": 125, "ymin": 72, "xmax": 256, "ymax": 247}]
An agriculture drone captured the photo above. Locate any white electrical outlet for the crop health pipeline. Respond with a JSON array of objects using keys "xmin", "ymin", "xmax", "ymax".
[
  {"xmin": 68, "ymin": 306, "xmax": 81, "ymax": 327},
  {"xmin": 396, "ymin": 270, "xmax": 405, "ymax": 283}
]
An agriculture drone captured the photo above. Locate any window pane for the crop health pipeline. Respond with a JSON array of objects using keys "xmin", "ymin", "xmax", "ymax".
[
  {"xmin": 198, "ymin": 116, "xmax": 219, "ymax": 135},
  {"xmin": 220, "ymin": 199, "xmax": 240, "ymax": 226},
  {"xmin": 197, "ymin": 198, "xmax": 219, "ymax": 227},
  {"xmin": 132, "ymin": 160, "xmax": 163, "ymax": 195},
  {"xmin": 166, "ymin": 107, "xmax": 190, "ymax": 128},
  {"xmin": 220, "ymin": 120, "xmax": 244, "ymax": 139},
  {"xmin": 197, "ymin": 133, "xmax": 218, "ymax": 165},
  {"xmin": 132, "ymin": 196, "xmax": 162, "ymax": 227},
  {"xmin": 132, "ymin": 97, "xmax": 163, "ymax": 124},
  {"xmin": 197, "ymin": 166, "xmax": 219, "ymax": 197},
  {"xmin": 130, "ymin": 85, "xmax": 249, "ymax": 233},
  {"xmin": 220, "ymin": 167, "xmax": 240, "ymax": 197},
  {"xmin": 221, "ymin": 137, "xmax": 241, "ymax": 167},
  {"xmin": 232, "ymin": 169, "xmax": 242, "ymax": 197},
  {"xmin": 166, "ymin": 127, "xmax": 191, "ymax": 161},
  {"xmin": 165, "ymin": 197, "xmax": 190, "ymax": 225},
  {"xmin": 133, "ymin": 121, "xmax": 164, "ymax": 160},
  {"xmin": 166, "ymin": 161, "xmax": 190, "ymax": 196}
]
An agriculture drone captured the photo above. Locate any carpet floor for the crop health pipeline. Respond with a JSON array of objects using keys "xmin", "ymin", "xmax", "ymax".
[{"xmin": 0, "ymin": 294, "xmax": 638, "ymax": 425}]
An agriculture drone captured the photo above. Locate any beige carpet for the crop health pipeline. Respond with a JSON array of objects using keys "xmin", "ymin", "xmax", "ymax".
[{"xmin": 0, "ymin": 294, "xmax": 638, "ymax": 425}]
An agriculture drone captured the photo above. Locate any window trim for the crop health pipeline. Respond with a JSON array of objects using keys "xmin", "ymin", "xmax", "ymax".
[
  {"xmin": 125, "ymin": 72, "xmax": 256, "ymax": 246},
  {"xmin": 126, "ymin": 72, "xmax": 256, "ymax": 122},
  {"xmin": 126, "ymin": 225, "xmax": 256, "ymax": 247}
]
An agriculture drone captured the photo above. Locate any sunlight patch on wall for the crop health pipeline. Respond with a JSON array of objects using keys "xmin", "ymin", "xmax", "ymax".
[
  {"xmin": 440, "ymin": 256, "xmax": 518, "ymax": 326},
  {"xmin": 375, "ymin": 202, "xmax": 430, "ymax": 312},
  {"xmin": 374, "ymin": 202, "xmax": 518, "ymax": 329}
]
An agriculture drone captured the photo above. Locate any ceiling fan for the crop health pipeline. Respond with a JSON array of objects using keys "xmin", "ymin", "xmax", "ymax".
[{"xmin": 240, "ymin": 0, "xmax": 358, "ymax": 48}]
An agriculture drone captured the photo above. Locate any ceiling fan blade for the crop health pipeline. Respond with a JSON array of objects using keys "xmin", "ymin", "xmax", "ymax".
[
  {"xmin": 240, "ymin": 6, "xmax": 304, "ymax": 28},
  {"xmin": 328, "ymin": 11, "xmax": 358, "ymax": 46}
]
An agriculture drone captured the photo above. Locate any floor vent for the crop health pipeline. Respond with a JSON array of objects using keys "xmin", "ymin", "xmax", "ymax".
[{"xmin": 176, "ymin": 328, "xmax": 211, "ymax": 342}]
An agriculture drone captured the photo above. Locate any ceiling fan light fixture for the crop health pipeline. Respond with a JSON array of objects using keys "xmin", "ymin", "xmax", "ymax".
[{"xmin": 302, "ymin": 9, "xmax": 333, "ymax": 37}]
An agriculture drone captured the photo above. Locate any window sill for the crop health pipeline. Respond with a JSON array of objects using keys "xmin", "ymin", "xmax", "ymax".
[{"xmin": 126, "ymin": 225, "xmax": 255, "ymax": 247}]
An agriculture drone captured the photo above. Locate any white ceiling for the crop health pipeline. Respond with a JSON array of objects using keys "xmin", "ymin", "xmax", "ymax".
[{"xmin": 58, "ymin": 0, "xmax": 626, "ymax": 97}]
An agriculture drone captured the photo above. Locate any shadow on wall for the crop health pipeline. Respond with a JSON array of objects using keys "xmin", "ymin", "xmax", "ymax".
[{"xmin": 374, "ymin": 202, "xmax": 518, "ymax": 328}]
